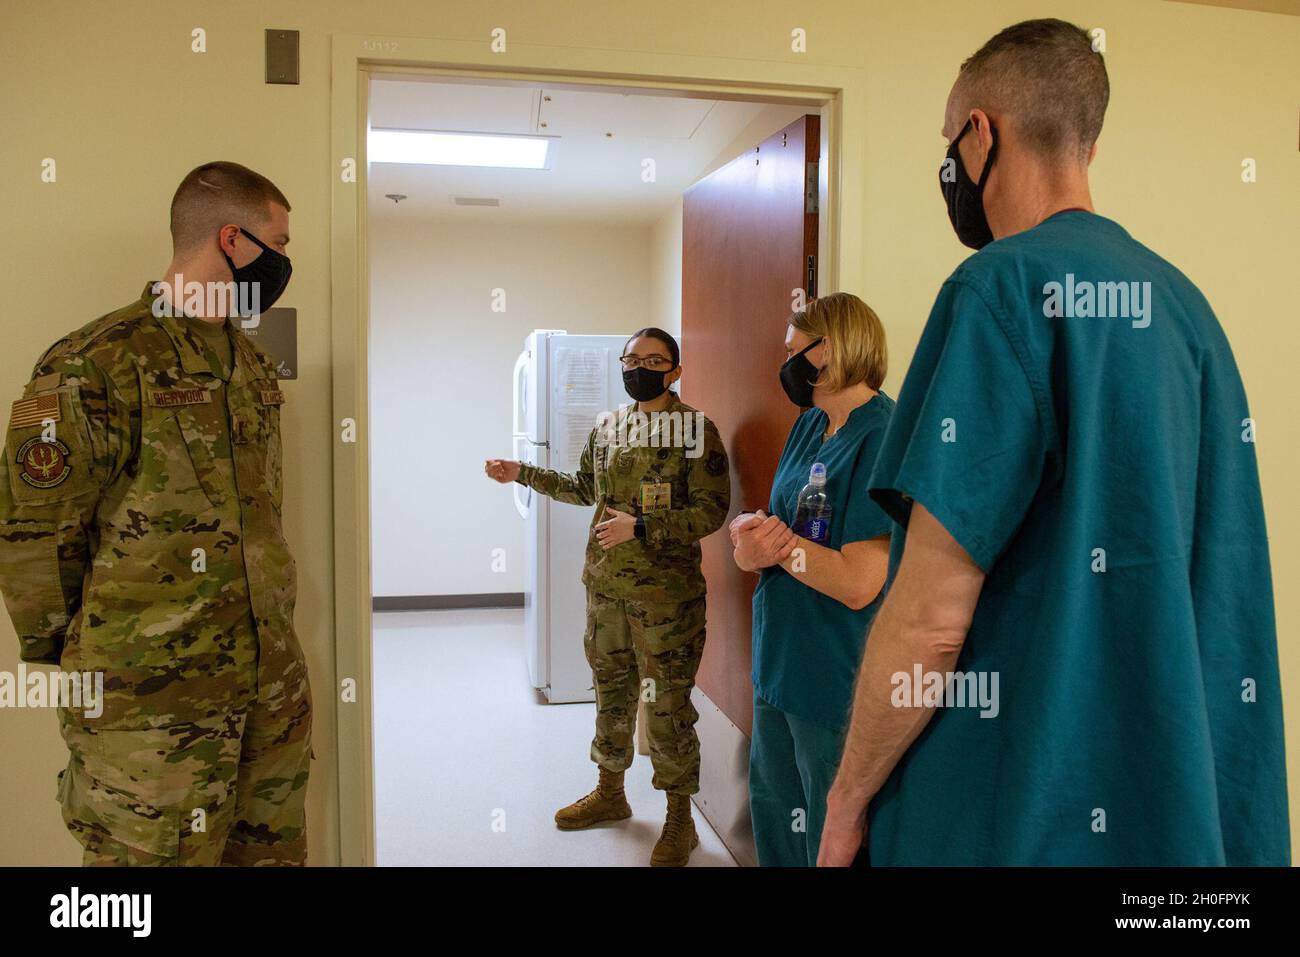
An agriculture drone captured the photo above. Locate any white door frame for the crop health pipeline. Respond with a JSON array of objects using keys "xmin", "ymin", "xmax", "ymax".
[{"xmin": 329, "ymin": 30, "xmax": 868, "ymax": 866}]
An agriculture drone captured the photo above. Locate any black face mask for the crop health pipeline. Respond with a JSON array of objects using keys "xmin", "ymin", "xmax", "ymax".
[
  {"xmin": 779, "ymin": 337, "xmax": 823, "ymax": 408},
  {"xmin": 223, "ymin": 227, "xmax": 292, "ymax": 316},
  {"xmin": 622, "ymin": 365, "xmax": 673, "ymax": 402},
  {"xmin": 939, "ymin": 119, "xmax": 998, "ymax": 250}
]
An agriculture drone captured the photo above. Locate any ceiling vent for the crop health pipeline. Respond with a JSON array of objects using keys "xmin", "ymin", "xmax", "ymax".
[{"xmin": 453, "ymin": 197, "xmax": 502, "ymax": 207}]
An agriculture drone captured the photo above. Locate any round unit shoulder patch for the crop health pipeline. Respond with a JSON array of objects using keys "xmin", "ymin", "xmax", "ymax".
[{"xmin": 16, "ymin": 437, "xmax": 72, "ymax": 489}]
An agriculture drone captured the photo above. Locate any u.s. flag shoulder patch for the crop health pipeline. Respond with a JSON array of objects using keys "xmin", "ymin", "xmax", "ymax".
[{"xmin": 9, "ymin": 392, "xmax": 61, "ymax": 430}]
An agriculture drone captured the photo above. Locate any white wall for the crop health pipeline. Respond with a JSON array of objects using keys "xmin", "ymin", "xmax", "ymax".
[{"xmin": 369, "ymin": 219, "xmax": 651, "ymax": 597}]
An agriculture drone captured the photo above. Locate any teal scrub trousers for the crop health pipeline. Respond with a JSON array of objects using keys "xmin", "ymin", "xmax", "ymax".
[{"xmin": 749, "ymin": 693, "xmax": 847, "ymax": 867}]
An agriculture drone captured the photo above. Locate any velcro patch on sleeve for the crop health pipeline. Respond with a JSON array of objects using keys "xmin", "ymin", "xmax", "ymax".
[
  {"xmin": 148, "ymin": 388, "xmax": 214, "ymax": 408},
  {"xmin": 26, "ymin": 373, "xmax": 62, "ymax": 395},
  {"xmin": 9, "ymin": 392, "xmax": 61, "ymax": 430},
  {"xmin": 260, "ymin": 389, "xmax": 285, "ymax": 406}
]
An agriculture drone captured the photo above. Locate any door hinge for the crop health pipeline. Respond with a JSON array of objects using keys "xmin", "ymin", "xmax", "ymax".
[{"xmin": 805, "ymin": 162, "xmax": 819, "ymax": 214}]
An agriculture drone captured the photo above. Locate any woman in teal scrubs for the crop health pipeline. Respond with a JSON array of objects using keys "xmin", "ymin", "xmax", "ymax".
[{"xmin": 731, "ymin": 292, "xmax": 895, "ymax": 867}]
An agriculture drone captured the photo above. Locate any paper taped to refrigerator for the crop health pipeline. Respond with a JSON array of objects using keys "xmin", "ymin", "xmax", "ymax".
[{"xmin": 554, "ymin": 347, "xmax": 609, "ymax": 471}]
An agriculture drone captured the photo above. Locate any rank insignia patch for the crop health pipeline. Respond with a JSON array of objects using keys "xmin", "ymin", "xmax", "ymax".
[{"xmin": 16, "ymin": 437, "xmax": 72, "ymax": 488}]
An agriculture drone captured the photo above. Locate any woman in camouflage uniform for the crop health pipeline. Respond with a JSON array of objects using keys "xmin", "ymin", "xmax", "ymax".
[{"xmin": 486, "ymin": 328, "xmax": 729, "ymax": 866}]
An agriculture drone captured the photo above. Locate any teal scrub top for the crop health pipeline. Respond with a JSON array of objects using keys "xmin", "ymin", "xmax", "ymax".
[
  {"xmin": 865, "ymin": 210, "xmax": 1290, "ymax": 866},
  {"xmin": 752, "ymin": 395, "xmax": 895, "ymax": 730}
]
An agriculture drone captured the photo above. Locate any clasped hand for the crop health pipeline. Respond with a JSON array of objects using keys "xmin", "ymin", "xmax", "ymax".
[
  {"xmin": 594, "ymin": 507, "xmax": 636, "ymax": 550},
  {"xmin": 731, "ymin": 510, "xmax": 798, "ymax": 571}
]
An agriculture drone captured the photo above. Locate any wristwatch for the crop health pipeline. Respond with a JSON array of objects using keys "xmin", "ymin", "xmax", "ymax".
[{"xmin": 633, "ymin": 517, "xmax": 646, "ymax": 540}]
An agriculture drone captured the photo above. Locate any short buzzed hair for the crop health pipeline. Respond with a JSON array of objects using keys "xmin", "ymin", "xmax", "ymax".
[
  {"xmin": 169, "ymin": 161, "xmax": 290, "ymax": 253},
  {"xmin": 955, "ymin": 18, "xmax": 1109, "ymax": 164}
]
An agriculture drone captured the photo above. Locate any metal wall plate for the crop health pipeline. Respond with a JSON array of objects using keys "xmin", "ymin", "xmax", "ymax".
[{"xmin": 265, "ymin": 29, "xmax": 299, "ymax": 85}]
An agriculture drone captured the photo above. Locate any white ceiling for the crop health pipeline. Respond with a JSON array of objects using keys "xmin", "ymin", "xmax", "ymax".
[{"xmin": 366, "ymin": 77, "xmax": 777, "ymax": 225}]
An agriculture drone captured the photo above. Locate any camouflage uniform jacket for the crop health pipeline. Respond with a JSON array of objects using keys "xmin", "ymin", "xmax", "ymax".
[
  {"xmin": 517, "ymin": 393, "xmax": 730, "ymax": 603},
  {"xmin": 0, "ymin": 283, "xmax": 303, "ymax": 730}
]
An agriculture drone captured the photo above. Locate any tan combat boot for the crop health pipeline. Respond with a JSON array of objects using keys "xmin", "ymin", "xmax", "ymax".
[
  {"xmin": 554, "ymin": 768, "xmax": 633, "ymax": 830},
  {"xmin": 650, "ymin": 792, "xmax": 699, "ymax": 866}
]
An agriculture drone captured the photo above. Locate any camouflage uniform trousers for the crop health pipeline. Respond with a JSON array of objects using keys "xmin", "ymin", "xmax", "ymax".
[
  {"xmin": 56, "ymin": 666, "xmax": 312, "ymax": 867},
  {"xmin": 584, "ymin": 590, "xmax": 707, "ymax": 794}
]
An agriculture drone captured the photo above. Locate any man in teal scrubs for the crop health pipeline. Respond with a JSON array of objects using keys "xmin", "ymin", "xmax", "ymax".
[{"xmin": 819, "ymin": 18, "xmax": 1289, "ymax": 866}]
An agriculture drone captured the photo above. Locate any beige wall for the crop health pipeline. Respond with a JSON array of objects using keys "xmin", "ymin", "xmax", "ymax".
[
  {"xmin": 650, "ymin": 204, "xmax": 685, "ymax": 338},
  {"xmin": 0, "ymin": 0, "xmax": 1295, "ymax": 865}
]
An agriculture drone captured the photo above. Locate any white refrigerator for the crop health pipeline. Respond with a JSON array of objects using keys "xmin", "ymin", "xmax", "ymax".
[{"xmin": 512, "ymin": 330, "xmax": 627, "ymax": 703}]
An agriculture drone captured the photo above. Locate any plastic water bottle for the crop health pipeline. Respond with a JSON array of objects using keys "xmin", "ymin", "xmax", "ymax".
[{"xmin": 793, "ymin": 462, "xmax": 832, "ymax": 544}]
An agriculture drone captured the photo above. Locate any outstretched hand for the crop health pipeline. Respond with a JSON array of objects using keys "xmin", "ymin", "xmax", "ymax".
[{"xmin": 484, "ymin": 459, "xmax": 521, "ymax": 484}]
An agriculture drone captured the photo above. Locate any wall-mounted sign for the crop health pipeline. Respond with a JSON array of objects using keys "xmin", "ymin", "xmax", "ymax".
[{"xmin": 239, "ymin": 307, "xmax": 298, "ymax": 380}]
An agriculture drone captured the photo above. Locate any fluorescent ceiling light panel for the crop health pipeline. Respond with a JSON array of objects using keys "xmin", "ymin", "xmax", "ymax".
[{"xmin": 369, "ymin": 129, "xmax": 551, "ymax": 169}]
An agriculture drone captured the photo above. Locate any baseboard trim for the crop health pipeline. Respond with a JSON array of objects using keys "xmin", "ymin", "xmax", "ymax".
[
  {"xmin": 372, "ymin": 593, "xmax": 525, "ymax": 611},
  {"xmin": 692, "ymin": 688, "xmax": 756, "ymax": 867}
]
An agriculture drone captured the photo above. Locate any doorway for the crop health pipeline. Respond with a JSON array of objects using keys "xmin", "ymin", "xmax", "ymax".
[
  {"xmin": 365, "ymin": 73, "xmax": 816, "ymax": 865},
  {"xmin": 328, "ymin": 34, "xmax": 865, "ymax": 866}
]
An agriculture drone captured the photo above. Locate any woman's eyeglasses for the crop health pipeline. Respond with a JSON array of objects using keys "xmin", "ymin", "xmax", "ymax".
[{"xmin": 619, "ymin": 355, "xmax": 674, "ymax": 371}]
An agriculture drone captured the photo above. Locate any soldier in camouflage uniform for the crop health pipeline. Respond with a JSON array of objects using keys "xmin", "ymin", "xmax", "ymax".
[
  {"xmin": 486, "ymin": 327, "xmax": 730, "ymax": 866},
  {"xmin": 0, "ymin": 162, "xmax": 311, "ymax": 865}
]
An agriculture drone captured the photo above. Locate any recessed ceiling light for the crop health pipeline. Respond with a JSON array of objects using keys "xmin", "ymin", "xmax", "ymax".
[{"xmin": 369, "ymin": 129, "xmax": 552, "ymax": 169}]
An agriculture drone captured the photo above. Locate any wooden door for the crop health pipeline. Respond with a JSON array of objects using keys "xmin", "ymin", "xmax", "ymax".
[{"xmin": 680, "ymin": 115, "xmax": 819, "ymax": 737}]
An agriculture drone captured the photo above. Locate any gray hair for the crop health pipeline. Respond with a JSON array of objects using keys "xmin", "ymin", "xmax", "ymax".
[{"xmin": 955, "ymin": 18, "xmax": 1109, "ymax": 164}]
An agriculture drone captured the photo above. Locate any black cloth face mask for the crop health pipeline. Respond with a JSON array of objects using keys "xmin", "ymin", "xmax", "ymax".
[
  {"xmin": 779, "ymin": 337, "xmax": 823, "ymax": 408},
  {"xmin": 223, "ymin": 227, "xmax": 292, "ymax": 316},
  {"xmin": 939, "ymin": 119, "xmax": 999, "ymax": 250},
  {"xmin": 622, "ymin": 365, "xmax": 673, "ymax": 402}
]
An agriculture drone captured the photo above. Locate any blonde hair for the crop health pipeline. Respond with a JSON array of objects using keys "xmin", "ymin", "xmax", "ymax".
[{"xmin": 790, "ymin": 292, "xmax": 887, "ymax": 392}]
